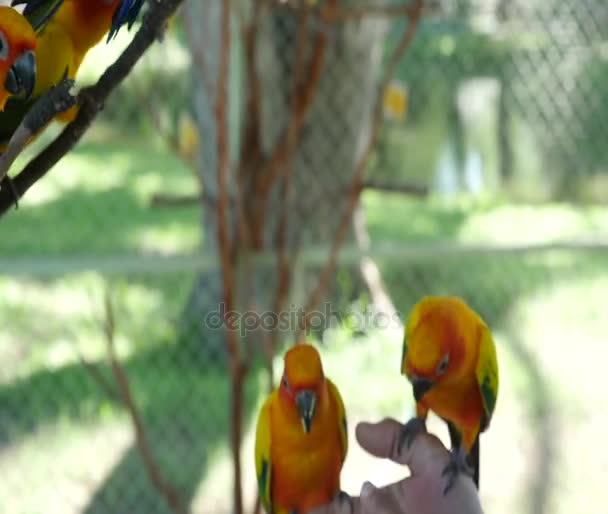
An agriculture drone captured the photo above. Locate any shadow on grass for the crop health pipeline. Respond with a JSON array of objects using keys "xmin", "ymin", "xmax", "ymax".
[
  {"xmin": 0, "ymin": 336, "xmax": 262, "ymax": 514},
  {"xmin": 0, "ymin": 139, "xmax": 201, "ymax": 258}
]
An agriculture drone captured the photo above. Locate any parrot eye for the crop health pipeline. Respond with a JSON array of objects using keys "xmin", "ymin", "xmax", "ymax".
[
  {"xmin": 281, "ymin": 376, "xmax": 291, "ymax": 392},
  {"xmin": 436, "ymin": 354, "xmax": 450, "ymax": 376},
  {"xmin": 0, "ymin": 32, "xmax": 8, "ymax": 61}
]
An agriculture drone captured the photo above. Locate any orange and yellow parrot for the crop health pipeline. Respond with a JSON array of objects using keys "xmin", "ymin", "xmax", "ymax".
[
  {"xmin": 0, "ymin": 6, "xmax": 37, "ymax": 111},
  {"xmin": 255, "ymin": 343, "xmax": 351, "ymax": 514},
  {"xmin": 399, "ymin": 296, "xmax": 499, "ymax": 494},
  {"xmin": 0, "ymin": 0, "xmax": 144, "ymax": 149}
]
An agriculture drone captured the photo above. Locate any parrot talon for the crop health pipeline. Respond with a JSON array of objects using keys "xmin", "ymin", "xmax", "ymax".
[
  {"xmin": 336, "ymin": 490, "xmax": 354, "ymax": 514},
  {"xmin": 396, "ymin": 416, "xmax": 427, "ymax": 456},
  {"xmin": 441, "ymin": 447, "xmax": 474, "ymax": 495},
  {"xmin": 0, "ymin": 176, "xmax": 20, "ymax": 209}
]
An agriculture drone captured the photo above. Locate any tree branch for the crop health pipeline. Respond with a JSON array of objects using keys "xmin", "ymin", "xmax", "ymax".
[
  {"xmin": 78, "ymin": 352, "xmax": 121, "ymax": 403},
  {"xmin": 214, "ymin": 3, "xmax": 247, "ymax": 514},
  {"xmin": 148, "ymin": 179, "xmax": 428, "ymax": 208},
  {"xmin": 363, "ymin": 179, "xmax": 428, "ymax": 196},
  {"xmin": 102, "ymin": 289, "xmax": 187, "ymax": 514},
  {"xmin": 0, "ymin": 80, "xmax": 76, "ymax": 188},
  {"xmin": 0, "ymin": 0, "xmax": 186, "ymax": 217},
  {"xmin": 297, "ymin": 0, "xmax": 425, "ymax": 340}
]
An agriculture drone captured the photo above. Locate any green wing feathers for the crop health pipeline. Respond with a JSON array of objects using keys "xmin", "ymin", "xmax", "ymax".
[
  {"xmin": 254, "ymin": 398, "xmax": 272, "ymax": 512},
  {"xmin": 476, "ymin": 325, "xmax": 499, "ymax": 432},
  {"xmin": 327, "ymin": 378, "xmax": 348, "ymax": 463},
  {"xmin": 12, "ymin": 0, "xmax": 65, "ymax": 32}
]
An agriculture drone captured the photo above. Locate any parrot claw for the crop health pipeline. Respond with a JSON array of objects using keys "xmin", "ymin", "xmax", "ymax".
[
  {"xmin": 0, "ymin": 176, "xmax": 19, "ymax": 209},
  {"xmin": 441, "ymin": 446, "xmax": 474, "ymax": 495},
  {"xmin": 396, "ymin": 416, "xmax": 427, "ymax": 456},
  {"xmin": 335, "ymin": 490, "xmax": 354, "ymax": 514}
]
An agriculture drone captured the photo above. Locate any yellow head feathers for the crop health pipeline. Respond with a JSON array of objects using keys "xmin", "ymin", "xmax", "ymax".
[{"xmin": 284, "ymin": 343, "xmax": 324, "ymax": 388}]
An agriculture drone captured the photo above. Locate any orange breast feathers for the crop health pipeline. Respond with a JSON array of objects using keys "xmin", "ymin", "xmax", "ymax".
[
  {"xmin": 270, "ymin": 383, "xmax": 344, "ymax": 514},
  {"xmin": 404, "ymin": 297, "xmax": 486, "ymax": 452},
  {"xmin": 415, "ymin": 373, "xmax": 484, "ymax": 451}
]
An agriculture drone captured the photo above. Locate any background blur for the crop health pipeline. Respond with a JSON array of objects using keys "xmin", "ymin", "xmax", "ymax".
[{"xmin": 1, "ymin": 0, "xmax": 607, "ymax": 513}]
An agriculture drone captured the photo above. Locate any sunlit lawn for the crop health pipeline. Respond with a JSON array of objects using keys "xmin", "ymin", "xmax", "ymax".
[{"xmin": 0, "ymin": 131, "xmax": 607, "ymax": 513}]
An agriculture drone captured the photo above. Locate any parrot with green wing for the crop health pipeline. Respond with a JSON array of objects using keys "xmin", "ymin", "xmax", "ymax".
[
  {"xmin": 0, "ymin": 0, "xmax": 145, "ymax": 150},
  {"xmin": 398, "ymin": 296, "xmax": 499, "ymax": 495},
  {"xmin": 255, "ymin": 343, "xmax": 352, "ymax": 514}
]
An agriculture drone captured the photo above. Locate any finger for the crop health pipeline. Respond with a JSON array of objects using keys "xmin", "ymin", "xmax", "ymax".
[
  {"xmin": 356, "ymin": 418, "xmax": 452, "ymax": 473},
  {"xmin": 355, "ymin": 418, "xmax": 403, "ymax": 460}
]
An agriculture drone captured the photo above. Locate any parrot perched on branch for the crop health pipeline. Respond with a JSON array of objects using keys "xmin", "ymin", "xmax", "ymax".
[
  {"xmin": 0, "ymin": 0, "xmax": 145, "ymax": 150},
  {"xmin": 255, "ymin": 343, "xmax": 352, "ymax": 514},
  {"xmin": 399, "ymin": 296, "xmax": 499, "ymax": 494},
  {"xmin": 0, "ymin": 6, "xmax": 37, "ymax": 112},
  {"xmin": 11, "ymin": 0, "xmax": 145, "ymax": 39}
]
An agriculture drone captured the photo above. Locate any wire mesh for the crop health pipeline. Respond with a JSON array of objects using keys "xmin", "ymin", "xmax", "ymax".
[{"xmin": 1, "ymin": 0, "xmax": 608, "ymax": 513}]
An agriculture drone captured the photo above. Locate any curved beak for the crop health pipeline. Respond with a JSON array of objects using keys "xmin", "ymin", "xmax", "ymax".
[
  {"xmin": 412, "ymin": 377, "xmax": 434, "ymax": 402},
  {"xmin": 5, "ymin": 51, "xmax": 36, "ymax": 100},
  {"xmin": 295, "ymin": 389, "xmax": 317, "ymax": 434}
]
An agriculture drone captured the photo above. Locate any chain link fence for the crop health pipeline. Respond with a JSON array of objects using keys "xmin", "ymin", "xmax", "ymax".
[{"xmin": 1, "ymin": 1, "xmax": 608, "ymax": 513}]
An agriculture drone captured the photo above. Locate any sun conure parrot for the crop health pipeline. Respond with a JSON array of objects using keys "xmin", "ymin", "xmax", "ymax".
[
  {"xmin": 0, "ymin": 0, "xmax": 145, "ymax": 151},
  {"xmin": 0, "ymin": 6, "xmax": 37, "ymax": 111},
  {"xmin": 399, "ymin": 296, "xmax": 499, "ymax": 494},
  {"xmin": 254, "ymin": 343, "xmax": 352, "ymax": 514}
]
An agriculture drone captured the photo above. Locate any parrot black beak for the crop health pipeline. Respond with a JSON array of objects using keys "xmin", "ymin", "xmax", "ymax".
[
  {"xmin": 5, "ymin": 51, "xmax": 36, "ymax": 101},
  {"xmin": 295, "ymin": 389, "xmax": 317, "ymax": 434},
  {"xmin": 412, "ymin": 377, "xmax": 434, "ymax": 402}
]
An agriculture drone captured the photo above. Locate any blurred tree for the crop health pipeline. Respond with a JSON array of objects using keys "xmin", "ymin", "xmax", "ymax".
[
  {"xmin": 180, "ymin": 1, "xmax": 420, "ymax": 513},
  {"xmin": 181, "ymin": 0, "xmax": 388, "ymax": 353}
]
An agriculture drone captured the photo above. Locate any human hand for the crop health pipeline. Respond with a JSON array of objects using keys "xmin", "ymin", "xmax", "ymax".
[{"xmin": 309, "ymin": 418, "xmax": 484, "ymax": 514}]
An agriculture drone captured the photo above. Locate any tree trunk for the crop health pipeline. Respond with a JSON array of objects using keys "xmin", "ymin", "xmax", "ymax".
[
  {"xmin": 182, "ymin": 0, "xmax": 387, "ymax": 348},
  {"xmin": 182, "ymin": 4, "xmax": 386, "ymax": 511}
]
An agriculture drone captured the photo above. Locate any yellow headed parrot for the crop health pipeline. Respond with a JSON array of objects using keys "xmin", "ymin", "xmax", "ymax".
[
  {"xmin": 0, "ymin": 0, "xmax": 144, "ymax": 150},
  {"xmin": 254, "ymin": 343, "xmax": 351, "ymax": 514},
  {"xmin": 0, "ymin": 6, "xmax": 37, "ymax": 111},
  {"xmin": 399, "ymin": 296, "xmax": 499, "ymax": 494}
]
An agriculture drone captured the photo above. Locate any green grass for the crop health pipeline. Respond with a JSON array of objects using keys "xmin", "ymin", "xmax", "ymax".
[
  {"xmin": 0, "ymin": 129, "xmax": 201, "ymax": 257},
  {"xmin": 1, "ymin": 133, "xmax": 608, "ymax": 513}
]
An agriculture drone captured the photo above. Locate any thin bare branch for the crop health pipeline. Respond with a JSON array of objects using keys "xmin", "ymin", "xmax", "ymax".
[
  {"xmin": 363, "ymin": 179, "xmax": 428, "ymax": 196},
  {"xmin": 78, "ymin": 352, "xmax": 121, "ymax": 402},
  {"xmin": 297, "ymin": 0, "xmax": 425, "ymax": 340},
  {"xmin": 148, "ymin": 179, "xmax": 427, "ymax": 209},
  {"xmin": 149, "ymin": 191, "xmax": 219, "ymax": 208},
  {"xmin": 102, "ymin": 289, "xmax": 187, "ymax": 514}
]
